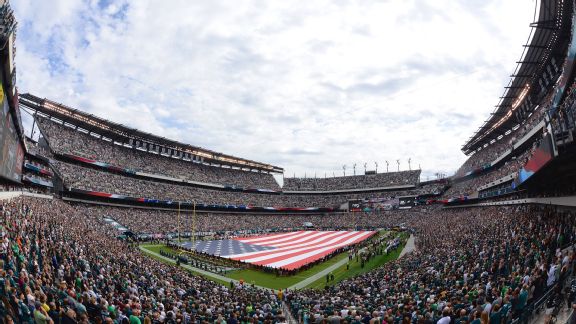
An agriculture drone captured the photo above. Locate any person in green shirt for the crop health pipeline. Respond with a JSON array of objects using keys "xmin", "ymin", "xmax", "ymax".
[
  {"xmin": 33, "ymin": 301, "xmax": 53, "ymax": 324},
  {"xmin": 129, "ymin": 308, "xmax": 142, "ymax": 324},
  {"xmin": 129, "ymin": 314, "xmax": 141, "ymax": 324}
]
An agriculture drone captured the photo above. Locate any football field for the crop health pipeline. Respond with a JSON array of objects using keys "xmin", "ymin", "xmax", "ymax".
[
  {"xmin": 180, "ymin": 230, "xmax": 376, "ymax": 270},
  {"xmin": 140, "ymin": 230, "xmax": 408, "ymax": 290}
]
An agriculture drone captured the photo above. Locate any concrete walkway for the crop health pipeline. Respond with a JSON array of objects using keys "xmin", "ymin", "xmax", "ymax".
[
  {"xmin": 399, "ymin": 234, "xmax": 415, "ymax": 258},
  {"xmin": 138, "ymin": 245, "xmax": 270, "ymax": 290},
  {"xmin": 288, "ymin": 254, "xmax": 351, "ymax": 290}
]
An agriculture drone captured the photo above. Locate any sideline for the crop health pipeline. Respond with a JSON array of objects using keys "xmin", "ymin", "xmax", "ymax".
[{"xmin": 138, "ymin": 245, "xmax": 269, "ymax": 290}]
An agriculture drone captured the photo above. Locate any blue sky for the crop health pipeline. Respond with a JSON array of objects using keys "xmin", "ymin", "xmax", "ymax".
[{"xmin": 13, "ymin": 0, "xmax": 535, "ymax": 179}]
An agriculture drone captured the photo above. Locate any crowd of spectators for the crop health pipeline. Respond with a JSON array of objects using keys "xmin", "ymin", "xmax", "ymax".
[
  {"xmin": 21, "ymin": 171, "xmax": 52, "ymax": 188},
  {"xmin": 0, "ymin": 196, "xmax": 288, "ymax": 323},
  {"xmin": 20, "ymin": 156, "xmax": 53, "ymax": 194},
  {"xmin": 446, "ymin": 80, "xmax": 576, "ymax": 199},
  {"xmin": 0, "ymin": 180, "xmax": 49, "ymax": 195},
  {"xmin": 455, "ymin": 99, "xmax": 549, "ymax": 178},
  {"xmin": 36, "ymin": 117, "xmax": 427, "ymax": 193},
  {"xmin": 443, "ymin": 147, "xmax": 533, "ymax": 198},
  {"xmin": 53, "ymin": 161, "xmax": 439, "ymax": 208},
  {"xmin": 283, "ymin": 171, "xmax": 421, "ymax": 191},
  {"xmin": 36, "ymin": 117, "xmax": 280, "ymax": 190},
  {"xmin": 0, "ymin": 180, "xmax": 21, "ymax": 192},
  {"xmin": 286, "ymin": 205, "xmax": 576, "ymax": 323},
  {"xmin": 80, "ymin": 204, "xmax": 421, "ymax": 235},
  {"xmin": 25, "ymin": 138, "xmax": 51, "ymax": 158},
  {"xmin": 1, "ymin": 196, "xmax": 573, "ymax": 323},
  {"xmin": 551, "ymin": 82, "xmax": 576, "ymax": 141}
]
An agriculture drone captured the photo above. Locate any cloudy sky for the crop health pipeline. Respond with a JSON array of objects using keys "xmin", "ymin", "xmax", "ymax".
[{"xmin": 13, "ymin": 0, "xmax": 535, "ymax": 180}]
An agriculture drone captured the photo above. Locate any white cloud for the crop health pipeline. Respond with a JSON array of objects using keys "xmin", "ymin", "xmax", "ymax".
[{"xmin": 13, "ymin": 0, "xmax": 535, "ymax": 180}]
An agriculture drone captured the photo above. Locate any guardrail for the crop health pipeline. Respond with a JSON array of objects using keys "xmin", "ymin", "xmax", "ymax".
[{"xmin": 510, "ymin": 282, "xmax": 558, "ymax": 323}]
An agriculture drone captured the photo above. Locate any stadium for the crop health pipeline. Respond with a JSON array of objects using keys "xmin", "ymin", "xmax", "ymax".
[{"xmin": 1, "ymin": 0, "xmax": 576, "ymax": 323}]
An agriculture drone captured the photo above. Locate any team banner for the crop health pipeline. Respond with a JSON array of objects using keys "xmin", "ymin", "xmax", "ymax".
[
  {"xmin": 223, "ymin": 184, "xmax": 281, "ymax": 193},
  {"xmin": 24, "ymin": 162, "xmax": 53, "ymax": 176},
  {"xmin": 513, "ymin": 133, "xmax": 554, "ymax": 186},
  {"xmin": 63, "ymin": 154, "xmax": 137, "ymax": 174},
  {"xmin": 62, "ymin": 153, "xmax": 281, "ymax": 194},
  {"xmin": 68, "ymin": 188, "xmax": 335, "ymax": 212}
]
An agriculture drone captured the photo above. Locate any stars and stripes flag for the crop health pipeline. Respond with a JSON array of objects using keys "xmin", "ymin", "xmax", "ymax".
[{"xmin": 186, "ymin": 230, "xmax": 376, "ymax": 270}]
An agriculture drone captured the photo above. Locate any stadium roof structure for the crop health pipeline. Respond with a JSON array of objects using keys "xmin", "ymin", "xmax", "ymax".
[
  {"xmin": 462, "ymin": 0, "xmax": 573, "ymax": 155},
  {"xmin": 19, "ymin": 93, "xmax": 284, "ymax": 173}
]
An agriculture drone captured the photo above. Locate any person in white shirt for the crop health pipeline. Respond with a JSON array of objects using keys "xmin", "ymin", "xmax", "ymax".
[
  {"xmin": 437, "ymin": 307, "xmax": 452, "ymax": 324},
  {"xmin": 562, "ymin": 253, "xmax": 570, "ymax": 267},
  {"xmin": 547, "ymin": 264, "xmax": 557, "ymax": 286}
]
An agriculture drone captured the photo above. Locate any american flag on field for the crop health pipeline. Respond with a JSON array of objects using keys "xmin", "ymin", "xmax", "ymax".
[{"xmin": 185, "ymin": 231, "xmax": 376, "ymax": 270}]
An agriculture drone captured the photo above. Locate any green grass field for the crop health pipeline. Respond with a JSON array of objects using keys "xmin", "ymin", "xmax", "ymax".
[
  {"xmin": 139, "ymin": 230, "xmax": 408, "ymax": 290},
  {"xmin": 139, "ymin": 244, "xmax": 231, "ymax": 286},
  {"xmin": 305, "ymin": 232, "xmax": 408, "ymax": 289},
  {"xmin": 225, "ymin": 251, "xmax": 350, "ymax": 289}
]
